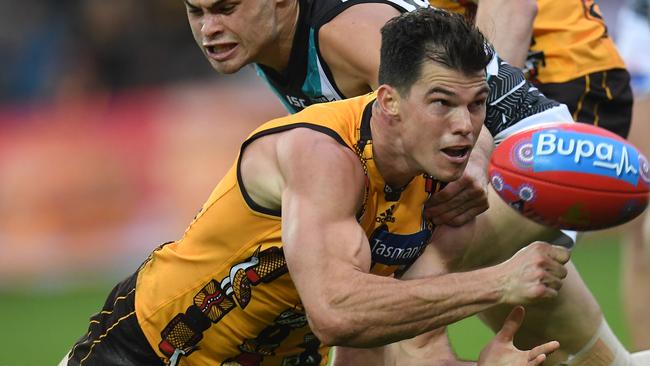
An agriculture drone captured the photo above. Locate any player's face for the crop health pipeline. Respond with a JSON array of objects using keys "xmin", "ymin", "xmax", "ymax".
[
  {"xmin": 184, "ymin": 0, "xmax": 286, "ymax": 74},
  {"xmin": 398, "ymin": 61, "xmax": 488, "ymax": 182}
]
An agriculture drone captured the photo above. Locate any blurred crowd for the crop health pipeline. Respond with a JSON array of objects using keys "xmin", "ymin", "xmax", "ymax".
[
  {"xmin": 0, "ymin": 0, "xmax": 215, "ymax": 104},
  {"xmin": 1, "ymin": 0, "xmax": 647, "ymax": 105},
  {"xmin": 0, "ymin": 0, "xmax": 285, "ymax": 285}
]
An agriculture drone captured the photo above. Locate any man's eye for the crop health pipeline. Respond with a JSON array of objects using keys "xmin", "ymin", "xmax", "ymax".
[
  {"xmin": 471, "ymin": 100, "xmax": 486, "ymax": 108},
  {"xmin": 220, "ymin": 4, "xmax": 236, "ymax": 13},
  {"xmin": 186, "ymin": 6, "xmax": 202, "ymax": 14}
]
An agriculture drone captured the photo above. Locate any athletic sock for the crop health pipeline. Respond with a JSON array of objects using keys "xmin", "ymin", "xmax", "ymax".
[{"xmin": 558, "ymin": 318, "xmax": 631, "ymax": 366}]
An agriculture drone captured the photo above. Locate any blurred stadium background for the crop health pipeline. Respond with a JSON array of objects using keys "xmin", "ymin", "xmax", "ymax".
[{"xmin": 0, "ymin": 0, "xmax": 643, "ymax": 364}]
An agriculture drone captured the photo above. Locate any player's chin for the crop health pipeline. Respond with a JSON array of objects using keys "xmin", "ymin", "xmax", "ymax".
[
  {"xmin": 208, "ymin": 58, "xmax": 246, "ymax": 75},
  {"xmin": 430, "ymin": 163, "xmax": 466, "ymax": 182}
]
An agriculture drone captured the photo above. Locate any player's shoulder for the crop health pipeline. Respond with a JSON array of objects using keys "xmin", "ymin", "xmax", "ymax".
[
  {"xmin": 238, "ymin": 123, "xmax": 359, "ymax": 212},
  {"xmin": 306, "ymin": 0, "xmax": 427, "ymax": 26},
  {"xmin": 260, "ymin": 94, "xmax": 373, "ymax": 143}
]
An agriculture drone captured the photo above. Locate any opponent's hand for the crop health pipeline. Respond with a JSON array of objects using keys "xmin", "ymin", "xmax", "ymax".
[
  {"xmin": 425, "ymin": 132, "xmax": 492, "ymax": 227},
  {"xmin": 478, "ymin": 306, "xmax": 560, "ymax": 366},
  {"xmin": 425, "ymin": 166, "xmax": 488, "ymax": 227},
  {"xmin": 497, "ymin": 242, "xmax": 571, "ymax": 304}
]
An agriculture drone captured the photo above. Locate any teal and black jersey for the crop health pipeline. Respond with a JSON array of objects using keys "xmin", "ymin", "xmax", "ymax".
[
  {"xmin": 255, "ymin": 0, "xmax": 428, "ymax": 113},
  {"xmin": 256, "ymin": 0, "xmax": 574, "ymax": 138}
]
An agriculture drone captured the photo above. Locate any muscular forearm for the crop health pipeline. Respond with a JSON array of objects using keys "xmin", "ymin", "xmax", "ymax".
[{"xmin": 310, "ymin": 265, "xmax": 504, "ymax": 348}]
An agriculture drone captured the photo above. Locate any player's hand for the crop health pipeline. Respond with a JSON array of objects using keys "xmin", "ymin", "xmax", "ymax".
[
  {"xmin": 478, "ymin": 306, "xmax": 560, "ymax": 366},
  {"xmin": 497, "ymin": 242, "xmax": 571, "ymax": 304},
  {"xmin": 425, "ymin": 149, "xmax": 489, "ymax": 227}
]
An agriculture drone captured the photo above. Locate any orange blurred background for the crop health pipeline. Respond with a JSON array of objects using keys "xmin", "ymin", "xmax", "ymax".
[{"xmin": 0, "ymin": 77, "xmax": 285, "ymax": 286}]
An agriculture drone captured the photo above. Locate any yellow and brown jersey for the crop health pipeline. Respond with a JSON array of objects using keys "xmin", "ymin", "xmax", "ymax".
[
  {"xmin": 429, "ymin": 0, "xmax": 477, "ymax": 18},
  {"xmin": 134, "ymin": 93, "xmax": 436, "ymax": 365},
  {"xmin": 531, "ymin": 0, "xmax": 625, "ymax": 83},
  {"xmin": 429, "ymin": 0, "xmax": 625, "ymax": 83}
]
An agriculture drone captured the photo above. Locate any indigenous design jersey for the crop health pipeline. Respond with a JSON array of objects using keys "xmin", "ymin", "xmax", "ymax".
[
  {"xmin": 430, "ymin": 0, "xmax": 626, "ymax": 84},
  {"xmin": 135, "ymin": 94, "xmax": 435, "ymax": 365},
  {"xmin": 256, "ymin": 0, "xmax": 566, "ymax": 138}
]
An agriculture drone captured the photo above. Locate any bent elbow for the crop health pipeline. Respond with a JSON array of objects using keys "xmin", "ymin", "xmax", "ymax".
[{"xmin": 307, "ymin": 309, "xmax": 358, "ymax": 347}]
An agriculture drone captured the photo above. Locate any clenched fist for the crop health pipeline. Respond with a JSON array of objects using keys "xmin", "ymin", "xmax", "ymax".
[{"xmin": 496, "ymin": 242, "xmax": 571, "ymax": 304}]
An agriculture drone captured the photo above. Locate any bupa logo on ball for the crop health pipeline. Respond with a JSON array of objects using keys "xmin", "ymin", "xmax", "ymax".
[{"xmin": 531, "ymin": 130, "xmax": 643, "ymax": 186}]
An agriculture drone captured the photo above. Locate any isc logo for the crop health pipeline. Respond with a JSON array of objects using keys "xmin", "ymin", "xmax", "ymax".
[{"xmin": 285, "ymin": 95, "xmax": 307, "ymax": 109}]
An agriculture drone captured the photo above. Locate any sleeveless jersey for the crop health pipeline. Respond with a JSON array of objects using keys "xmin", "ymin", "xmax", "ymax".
[
  {"xmin": 135, "ymin": 93, "xmax": 438, "ymax": 365},
  {"xmin": 256, "ymin": 0, "xmax": 567, "ymax": 138},
  {"xmin": 429, "ymin": 0, "xmax": 626, "ymax": 84}
]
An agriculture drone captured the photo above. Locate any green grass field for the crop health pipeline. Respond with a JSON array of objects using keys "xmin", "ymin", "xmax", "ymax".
[{"xmin": 0, "ymin": 233, "xmax": 628, "ymax": 365}]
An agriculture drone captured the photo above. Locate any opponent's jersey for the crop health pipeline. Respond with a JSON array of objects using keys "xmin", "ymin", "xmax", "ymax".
[
  {"xmin": 428, "ymin": 0, "xmax": 476, "ymax": 17},
  {"xmin": 135, "ymin": 94, "xmax": 437, "ymax": 365},
  {"xmin": 256, "ymin": 0, "xmax": 569, "ymax": 138},
  {"xmin": 430, "ymin": 0, "xmax": 626, "ymax": 84},
  {"xmin": 255, "ymin": 0, "xmax": 429, "ymax": 113}
]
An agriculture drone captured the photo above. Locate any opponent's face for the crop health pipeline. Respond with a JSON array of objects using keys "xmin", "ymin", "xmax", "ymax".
[
  {"xmin": 185, "ymin": 0, "xmax": 284, "ymax": 74},
  {"xmin": 397, "ymin": 62, "xmax": 488, "ymax": 182}
]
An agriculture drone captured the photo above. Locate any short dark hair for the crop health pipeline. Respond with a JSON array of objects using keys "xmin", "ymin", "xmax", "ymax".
[{"xmin": 378, "ymin": 8, "xmax": 494, "ymax": 95}]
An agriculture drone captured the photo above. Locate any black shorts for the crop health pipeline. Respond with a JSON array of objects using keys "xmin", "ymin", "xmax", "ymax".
[
  {"xmin": 64, "ymin": 272, "xmax": 164, "ymax": 366},
  {"xmin": 535, "ymin": 68, "xmax": 633, "ymax": 138}
]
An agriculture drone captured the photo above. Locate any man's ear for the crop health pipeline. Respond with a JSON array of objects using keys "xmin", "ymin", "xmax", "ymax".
[{"xmin": 376, "ymin": 84, "xmax": 400, "ymax": 118}]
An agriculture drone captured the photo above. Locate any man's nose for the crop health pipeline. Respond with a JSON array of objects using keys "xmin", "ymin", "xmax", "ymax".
[
  {"xmin": 201, "ymin": 13, "xmax": 224, "ymax": 38},
  {"xmin": 450, "ymin": 107, "xmax": 473, "ymax": 136}
]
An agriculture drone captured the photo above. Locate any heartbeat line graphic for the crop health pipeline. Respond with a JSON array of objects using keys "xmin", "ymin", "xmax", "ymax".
[{"xmin": 592, "ymin": 146, "xmax": 638, "ymax": 177}]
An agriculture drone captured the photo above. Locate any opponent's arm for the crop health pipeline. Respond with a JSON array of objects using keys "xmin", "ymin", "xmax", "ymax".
[
  {"xmin": 318, "ymin": 3, "xmax": 402, "ymax": 97},
  {"xmin": 474, "ymin": 0, "xmax": 537, "ymax": 68},
  {"xmin": 273, "ymin": 128, "xmax": 570, "ymax": 347},
  {"xmin": 483, "ymin": 54, "xmax": 573, "ymax": 141}
]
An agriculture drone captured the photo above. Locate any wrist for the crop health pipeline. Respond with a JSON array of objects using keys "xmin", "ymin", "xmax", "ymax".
[{"xmin": 480, "ymin": 265, "xmax": 508, "ymax": 305}]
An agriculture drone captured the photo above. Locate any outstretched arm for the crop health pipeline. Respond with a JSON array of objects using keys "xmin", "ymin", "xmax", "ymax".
[
  {"xmin": 267, "ymin": 128, "xmax": 570, "ymax": 348},
  {"xmin": 276, "ymin": 128, "xmax": 519, "ymax": 347}
]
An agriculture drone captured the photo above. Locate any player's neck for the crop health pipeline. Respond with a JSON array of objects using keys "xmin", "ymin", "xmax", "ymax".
[
  {"xmin": 257, "ymin": 0, "xmax": 301, "ymax": 74},
  {"xmin": 370, "ymin": 103, "xmax": 420, "ymax": 189}
]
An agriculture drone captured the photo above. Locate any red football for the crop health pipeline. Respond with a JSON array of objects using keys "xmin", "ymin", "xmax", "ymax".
[{"xmin": 489, "ymin": 122, "xmax": 650, "ymax": 230}]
